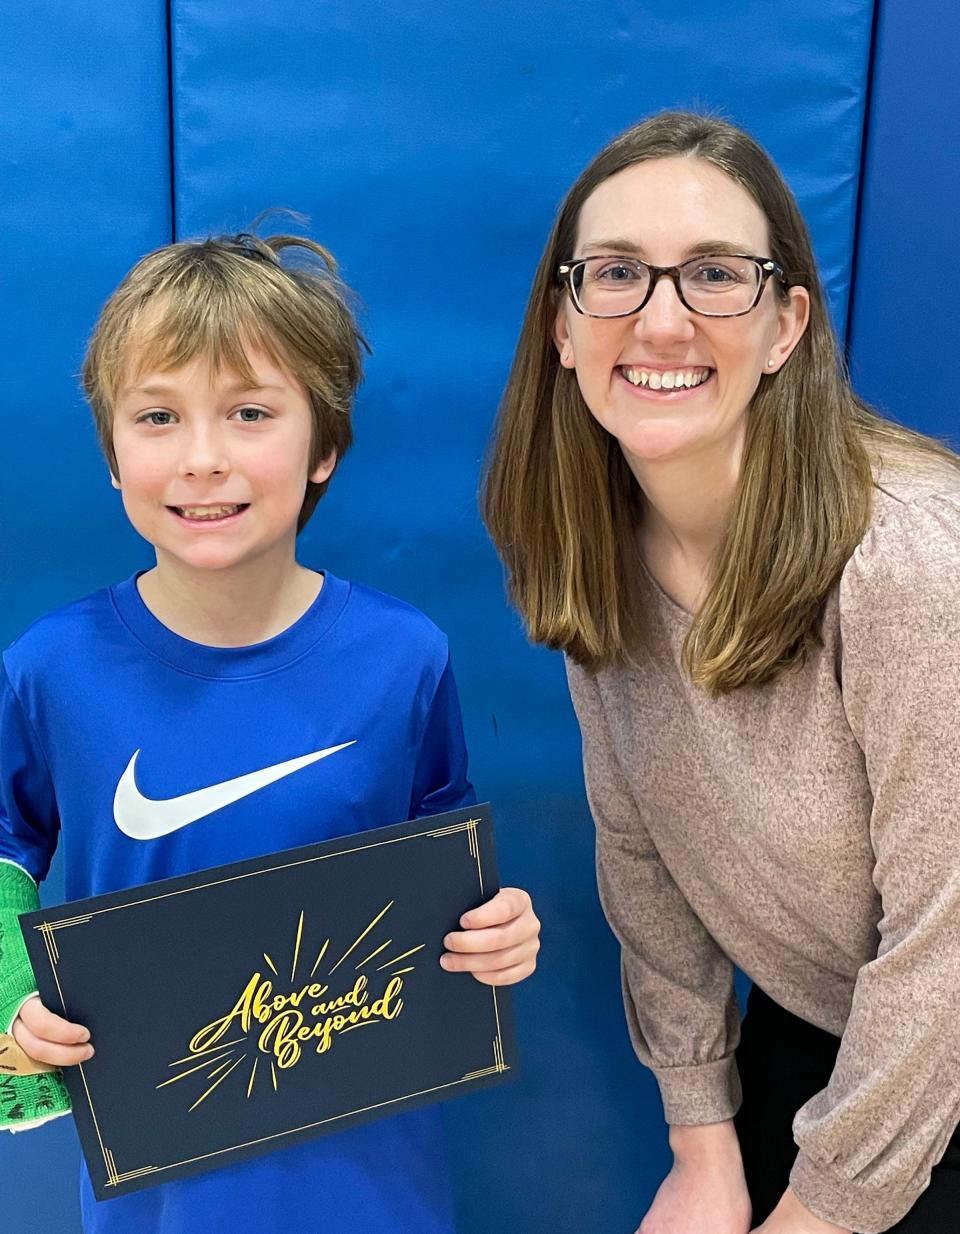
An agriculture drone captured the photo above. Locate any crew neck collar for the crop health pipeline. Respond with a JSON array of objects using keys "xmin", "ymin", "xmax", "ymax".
[
  {"xmin": 635, "ymin": 553, "xmax": 694, "ymax": 630},
  {"xmin": 110, "ymin": 570, "xmax": 350, "ymax": 678}
]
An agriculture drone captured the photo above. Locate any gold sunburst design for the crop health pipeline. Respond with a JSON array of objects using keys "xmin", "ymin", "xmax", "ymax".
[{"xmin": 158, "ymin": 906, "xmax": 423, "ymax": 1111}]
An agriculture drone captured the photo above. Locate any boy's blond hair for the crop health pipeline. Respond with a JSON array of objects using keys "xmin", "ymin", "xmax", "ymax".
[{"xmin": 82, "ymin": 232, "xmax": 366, "ymax": 530}]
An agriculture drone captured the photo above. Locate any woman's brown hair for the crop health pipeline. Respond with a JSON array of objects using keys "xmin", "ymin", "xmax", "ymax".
[{"xmin": 482, "ymin": 111, "xmax": 957, "ymax": 693}]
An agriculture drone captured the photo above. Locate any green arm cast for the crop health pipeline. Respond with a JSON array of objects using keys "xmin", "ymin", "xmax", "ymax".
[
  {"xmin": 0, "ymin": 861, "xmax": 71, "ymax": 1131},
  {"xmin": 0, "ymin": 1070, "xmax": 71, "ymax": 1132},
  {"xmin": 0, "ymin": 860, "xmax": 40, "ymax": 1032}
]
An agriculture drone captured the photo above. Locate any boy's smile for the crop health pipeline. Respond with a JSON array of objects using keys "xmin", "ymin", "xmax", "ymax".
[
  {"xmin": 111, "ymin": 346, "xmax": 334, "ymax": 581},
  {"xmin": 171, "ymin": 503, "xmax": 250, "ymax": 523}
]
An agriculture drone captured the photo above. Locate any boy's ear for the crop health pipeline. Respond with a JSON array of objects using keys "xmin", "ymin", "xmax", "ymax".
[{"xmin": 309, "ymin": 450, "xmax": 337, "ymax": 485}]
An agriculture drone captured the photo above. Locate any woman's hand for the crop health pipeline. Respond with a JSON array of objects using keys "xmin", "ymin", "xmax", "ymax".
[
  {"xmin": 440, "ymin": 887, "xmax": 540, "ymax": 985},
  {"xmin": 637, "ymin": 1121, "xmax": 752, "ymax": 1234},
  {"xmin": 11, "ymin": 995, "xmax": 94, "ymax": 1068},
  {"xmin": 751, "ymin": 1189, "xmax": 850, "ymax": 1234}
]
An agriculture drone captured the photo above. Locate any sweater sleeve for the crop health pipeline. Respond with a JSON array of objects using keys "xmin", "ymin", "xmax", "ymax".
[
  {"xmin": 791, "ymin": 490, "xmax": 960, "ymax": 1234},
  {"xmin": 565, "ymin": 656, "xmax": 741, "ymax": 1126}
]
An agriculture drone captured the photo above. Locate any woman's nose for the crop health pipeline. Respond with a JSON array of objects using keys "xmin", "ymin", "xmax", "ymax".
[{"xmin": 632, "ymin": 274, "xmax": 696, "ymax": 344}]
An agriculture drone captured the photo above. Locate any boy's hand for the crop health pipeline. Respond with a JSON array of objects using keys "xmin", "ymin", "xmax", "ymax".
[
  {"xmin": 11, "ymin": 995, "xmax": 94, "ymax": 1068},
  {"xmin": 0, "ymin": 1031, "xmax": 57, "ymax": 1076},
  {"xmin": 440, "ymin": 887, "xmax": 540, "ymax": 985}
]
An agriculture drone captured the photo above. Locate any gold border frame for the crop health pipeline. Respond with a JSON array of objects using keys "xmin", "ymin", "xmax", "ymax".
[{"xmin": 34, "ymin": 814, "xmax": 509, "ymax": 1192}]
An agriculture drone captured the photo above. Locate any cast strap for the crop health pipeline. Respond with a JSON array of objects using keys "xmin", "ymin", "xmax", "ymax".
[{"xmin": 0, "ymin": 1032, "xmax": 56, "ymax": 1075}]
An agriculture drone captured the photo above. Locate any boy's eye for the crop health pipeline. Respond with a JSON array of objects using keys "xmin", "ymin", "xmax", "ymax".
[
  {"xmin": 139, "ymin": 410, "xmax": 176, "ymax": 426},
  {"xmin": 232, "ymin": 406, "xmax": 268, "ymax": 423}
]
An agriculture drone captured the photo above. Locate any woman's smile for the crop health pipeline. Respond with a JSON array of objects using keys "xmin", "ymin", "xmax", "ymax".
[{"xmin": 616, "ymin": 365, "xmax": 715, "ymax": 398}]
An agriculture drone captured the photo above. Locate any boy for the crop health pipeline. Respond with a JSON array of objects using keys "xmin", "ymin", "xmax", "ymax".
[{"xmin": 0, "ymin": 232, "xmax": 540, "ymax": 1232}]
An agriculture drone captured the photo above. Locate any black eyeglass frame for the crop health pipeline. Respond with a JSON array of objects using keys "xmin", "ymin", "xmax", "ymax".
[{"xmin": 556, "ymin": 253, "xmax": 787, "ymax": 319}]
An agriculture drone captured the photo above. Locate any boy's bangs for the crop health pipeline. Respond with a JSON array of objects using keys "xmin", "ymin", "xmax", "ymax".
[{"xmin": 120, "ymin": 291, "xmax": 292, "ymax": 395}]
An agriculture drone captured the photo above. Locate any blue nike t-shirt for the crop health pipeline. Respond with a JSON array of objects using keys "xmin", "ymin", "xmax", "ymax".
[{"xmin": 0, "ymin": 571, "xmax": 474, "ymax": 1234}]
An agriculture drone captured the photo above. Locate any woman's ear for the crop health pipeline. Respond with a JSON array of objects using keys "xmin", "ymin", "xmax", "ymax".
[
  {"xmin": 766, "ymin": 286, "xmax": 811, "ymax": 373},
  {"xmin": 553, "ymin": 305, "xmax": 576, "ymax": 369}
]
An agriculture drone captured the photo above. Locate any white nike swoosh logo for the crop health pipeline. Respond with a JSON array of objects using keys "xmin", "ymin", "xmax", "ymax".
[{"xmin": 113, "ymin": 742, "xmax": 356, "ymax": 840}]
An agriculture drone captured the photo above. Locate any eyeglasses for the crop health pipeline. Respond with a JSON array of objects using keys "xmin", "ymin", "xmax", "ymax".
[{"xmin": 557, "ymin": 253, "xmax": 786, "ymax": 319}]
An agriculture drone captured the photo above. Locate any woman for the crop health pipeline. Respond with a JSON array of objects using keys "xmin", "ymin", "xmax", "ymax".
[{"xmin": 483, "ymin": 112, "xmax": 960, "ymax": 1234}]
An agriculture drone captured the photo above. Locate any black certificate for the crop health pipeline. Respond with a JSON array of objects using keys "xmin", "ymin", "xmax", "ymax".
[{"xmin": 20, "ymin": 803, "xmax": 516, "ymax": 1200}]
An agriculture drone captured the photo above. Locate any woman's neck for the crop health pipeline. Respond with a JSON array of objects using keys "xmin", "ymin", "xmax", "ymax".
[
  {"xmin": 136, "ymin": 552, "xmax": 323, "ymax": 647},
  {"xmin": 626, "ymin": 437, "xmax": 743, "ymax": 612}
]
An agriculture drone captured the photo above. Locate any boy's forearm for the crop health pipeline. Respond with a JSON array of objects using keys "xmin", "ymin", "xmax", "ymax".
[
  {"xmin": 0, "ymin": 861, "xmax": 70, "ymax": 1131},
  {"xmin": 0, "ymin": 861, "xmax": 41, "ymax": 1033}
]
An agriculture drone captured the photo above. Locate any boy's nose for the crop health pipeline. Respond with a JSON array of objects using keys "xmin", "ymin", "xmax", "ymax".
[{"xmin": 178, "ymin": 430, "xmax": 230, "ymax": 478}]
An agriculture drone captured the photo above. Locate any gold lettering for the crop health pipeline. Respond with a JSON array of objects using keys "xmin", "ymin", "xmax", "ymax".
[
  {"xmin": 311, "ymin": 976, "xmax": 369, "ymax": 1018},
  {"xmin": 183, "ymin": 966, "xmax": 406, "ymax": 1075},
  {"xmin": 371, "ymin": 977, "xmax": 404, "ymax": 1020},
  {"xmin": 258, "ymin": 1010, "xmax": 305, "ymax": 1069},
  {"xmin": 345, "ymin": 975, "xmax": 368, "ymax": 1006},
  {"xmin": 189, "ymin": 972, "xmax": 263, "ymax": 1053},
  {"xmin": 250, "ymin": 978, "xmax": 276, "ymax": 1025}
]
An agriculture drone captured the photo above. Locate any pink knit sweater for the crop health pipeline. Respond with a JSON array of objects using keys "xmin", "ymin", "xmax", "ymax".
[{"xmin": 565, "ymin": 461, "xmax": 960, "ymax": 1233}]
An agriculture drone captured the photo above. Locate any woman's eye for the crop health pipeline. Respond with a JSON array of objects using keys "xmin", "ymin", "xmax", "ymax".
[
  {"xmin": 596, "ymin": 262, "xmax": 639, "ymax": 282},
  {"xmin": 233, "ymin": 406, "xmax": 268, "ymax": 423},
  {"xmin": 693, "ymin": 264, "xmax": 739, "ymax": 284},
  {"xmin": 139, "ymin": 410, "xmax": 175, "ymax": 426}
]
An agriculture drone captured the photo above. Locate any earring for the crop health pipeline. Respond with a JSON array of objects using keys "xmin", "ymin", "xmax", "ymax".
[{"xmin": 767, "ymin": 359, "xmax": 775, "ymax": 367}]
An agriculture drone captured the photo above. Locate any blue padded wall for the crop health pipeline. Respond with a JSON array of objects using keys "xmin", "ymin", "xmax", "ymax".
[
  {"xmin": 847, "ymin": 1, "xmax": 959, "ymax": 444},
  {"xmin": 168, "ymin": 3, "xmax": 873, "ymax": 1229},
  {"xmin": 0, "ymin": 5, "xmax": 171, "ymax": 1233},
  {"xmin": 0, "ymin": 3, "xmax": 882, "ymax": 1231}
]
